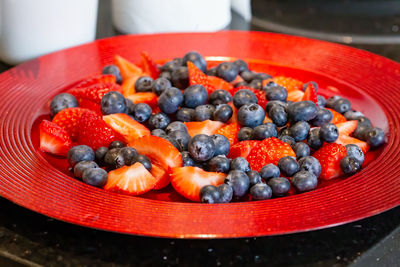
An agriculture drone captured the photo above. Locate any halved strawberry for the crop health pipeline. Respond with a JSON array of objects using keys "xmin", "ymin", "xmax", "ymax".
[
  {"xmin": 78, "ymin": 99, "xmax": 102, "ymax": 115},
  {"xmin": 336, "ymin": 135, "xmax": 369, "ymax": 154},
  {"xmin": 263, "ymin": 76, "xmax": 303, "ymax": 92},
  {"xmin": 247, "ymin": 137, "xmax": 296, "ymax": 171},
  {"xmin": 170, "ymin": 166, "xmax": 226, "ymax": 202},
  {"xmin": 104, "ymin": 162, "xmax": 157, "ymax": 195},
  {"xmin": 39, "ymin": 120, "xmax": 72, "ymax": 156},
  {"xmin": 140, "ymin": 51, "xmax": 160, "ymax": 79},
  {"xmin": 287, "ymin": 90, "xmax": 304, "ymax": 102},
  {"xmin": 336, "ymin": 120, "xmax": 357, "ymax": 136},
  {"xmin": 313, "ymin": 143, "xmax": 347, "ymax": 180},
  {"xmin": 52, "ymin": 107, "xmax": 96, "ymax": 141},
  {"xmin": 121, "ymin": 75, "xmax": 141, "ymax": 97},
  {"xmin": 68, "ymin": 83, "xmax": 122, "ymax": 104},
  {"xmin": 326, "ymin": 108, "xmax": 347, "ymax": 124},
  {"xmin": 301, "ymin": 83, "xmax": 318, "ymax": 106},
  {"xmin": 187, "ymin": 61, "xmax": 215, "ymax": 92},
  {"xmin": 263, "ymin": 115, "xmax": 273, "ymax": 124},
  {"xmin": 207, "ymin": 76, "xmax": 233, "ymax": 92},
  {"xmin": 126, "ymin": 92, "xmax": 158, "ymax": 109},
  {"xmin": 75, "ymin": 74, "xmax": 116, "ymax": 89},
  {"xmin": 184, "ymin": 120, "xmax": 226, "ymax": 137},
  {"xmin": 103, "ymin": 113, "xmax": 150, "ymax": 143},
  {"xmin": 128, "ymin": 135, "xmax": 182, "ymax": 171},
  {"xmin": 114, "ymin": 54, "xmax": 143, "ymax": 81},
  {"xmin": 228, "ymin": 140, "xmax": 260, "ymax": 159},
  {"xmin": 230, "ymin": 86, "xmax": 268, "ymax": 109},
  {"xmin": 215, "ymin": 122, "xmax": 240, "ymax": 145},
  {"xmin": 150, "ymin": 163, "xmax": 170, "ymax": 189}
]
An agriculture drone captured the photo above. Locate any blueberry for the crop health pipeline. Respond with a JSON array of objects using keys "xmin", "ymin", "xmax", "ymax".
[
  {"xmin": 317, "ymin": 95, "xmax": 326, "ymax": 108},
  {"xmin": 278, "ymin": 156, "xmax": 299, "ymax": 177},
  {"xmin": 233, "ymin": 89, "xmax": 258, "ymax": 108},
  {"xmin": 332, "ymin": 98, "xmax": 351, "ymax": 114},
  {"xmin": 326, "ymin": 95, "xmax": 341, "ymax": 109},
  {"xmin": 102, "ymin": 64, "xmax": 122, "ymax": 84},
  {"xmin": 101, "ymin": 91, "xmax": 127, "ymax": 115},
  {"xmin": 339, "ymin": 156, "xmax": 361, "ymax": 175},
  {"xmin": 206, "ymin": 67, "xmax": 218, "ymax": 76},
  {"xmin": 213, "ymin": 104, "xmax": 233, "ymax": 123},
  {"xmin": 212, "ymin": 134, "xmax": 230, "ymax": 156},
  {"xmin": 298, "ymin": 156, "xmax": 321, "ymax": 178},
  {"xmin": 50, "ymin": 93, "xmax": 78, "ymax": 116},
  {"xmin": 240, "ymin": 70, "xmax": 255, "ymax": 83},
  {"xmin": 108, "ymin": 141, "xmax": 125, "ymax": 150},
  {"xmin": 237, "ymin": 127, "xmax": 253, "ymax": 141},
  {"xmin": 162, "ymin": 60, "xmax": 180, "ymax": 73},
  {"xmin": 320, "ymin": 123, "xmax": 339, "ymax": 143},
  {"xmin": 172, "ymin": 57, "xmax": 183, "ymax": 66},
  {"xmin": 67, "ymin": 145, "xmax": 95, "ymax": 167},
  {"xmin": 292, "ymin": 171, "xmax": 318, "ymax": 192},
  {"xmin": 152, "ymin": 77, "xmax": 172, "ymax": 96},
  {"xmin": 148, "ymin": 113, "xmax": 170, "ymax": 130},
  {"xmin": 158, "ymin": 87, "xmax": 183, "ymax": 114},
  {"xmin": 135, "ymin": 76, "xmax": 154, "ymax": 92},
  {"xmin": 136, "ymin": 154, "xmax": 152, "ymax": 171},
  {"xmin": 176, "ymin": 107, "xmax": 194, "ymax": 122},
  {"xmin": 159, "ymin": 71, "xmax": 171, "ymax": 80},
  {"xmin": 302, "ymin": 81, "xmax": 318, "ymax": 92},
  {"xmin": 365, "ymin": 127, "xmax": 385, "ymax": 148},
  {"xmin": 95, "ymin": 146, "xmax": 108, "ymax": 166},
  {"xmin": 194, "ymin": 104, "xmax": 215, "ymax": 121},
  {"xmin": 307, "ymin": 128, "xmax": 323, "ymax": 150},
  {"xmin": 289, "ymin": 121, "xmax": 310, "ymax": 142},
  {"xmin": 344, "ymin": 110, "xmax": 364, "ymax": 121},
  {"xmin": 268, "ymin": 105, "xmax": 287, "ymax": 127},
  {"xmin": 265, "ymin": 100, "xmax": 287, "ymax": 113},
  {"xmin": 132, "ymin": 103, "xmax": 152, "ymax": 122},
  {"xmin": 162, "ymin": 135, "xmax": 183, "ymax": 151},
  {"xmin": 199, "ymin": 185, "xmax": 220, "ymax": 203},
  {"xmin": 208, "ymin": 155, "xmax": 231, "ymax": 173},
  {"xmin": 259, "ymin": 164, "xmax": 280, "ymax": 180},
  {"xmin": 183, "ymin": 84, "xmax": 208, "ymax": 108},
  {"xmin": 125, "ymin": 98, "xmax": 135, "ymax": 115},
  {"xmin": 237, "ymin": 104, "xmax": 265, "ymax": 128},
  {"xmin": 268, "ymin": 177, "xmax": 290, "ymax": 196},
  {"xmin": 278, "ymin": 127, "xmax": 291, "ymax": 138},
  {"xmin": 171, "ymin": 66, "xmax": 189, "ymax": 89},
  {"xmin": 216, "ymin": 62, "xmax": 238, "ymax": 82},
  {"xmin": 293, "ymin": 142, "xmax": 310, "ymax": 159},
  {"xmin": 287, "ymin": 101, "xmax": 318, "ymax": 123},
  {"xmin": 165, "ymin": 121, "xmax": 188, "ymax": 134},
  {"xmin": 252, "ymin": 123, "xmax": 278, "ymax": 140},
  {"xmin": 264, "ymin": 85, "xmax": 288, "ymax": 101},
  {"xmin": 181, "ymin": 151, "xmax": 195, "ymax": 166},
  {"xmin": 279, "ymin": 135, "xmax": 296, "ymax": 147},
  {"xmin": 115, "ymin": 147, "xmax": 138, "ymax": 168},
  {"xmin": 188, "ymin": 134, "xmax": 215, "ymax": 161},
  {"xmin": 182, "ymin": 51, "xmax": 207, "ymax": 73},
  {"xmin": 168, "ymin": 130, "xmax": 191, "ymax": 151},
  {"xmin": 345, "ymin": 144, "xmax": 365, "ymax": 165},
  {"xmin": 247, "ymin": 170, "xmax": 262, "ymax": 186},
  {"xmin": 254, "ymin": 72, "xmax": 272, "ymax": 81},
  {"xmin": 249, "ymin": 79, "xmax": 263, "ymax": 90},
  {"xmin": 225, "ymin": 170, "xmax": 250, "ymax": 198},
  {"xmin": 151, "ymin": 129, "xmax": 167, "ymax": 137},
  {"xmin": 217, "ymin": 184, "xmax": 233, "ymax": 203},
  {"xmin": 104, "ymin": 148, "xmax": 120, "ymax": 169},
  {"xmin": 233, "ymin": 59, "xmax": 249, "ymax": 73},
  {"xmin": 230, "ymin": 157, "xmax": 250, "ymax": 172},
  {"xmin": 310, "ymin": 108, "xmax": 333, "ymax": 127},
  {"xmin": 234, "ymin": 81, "xmax": 249, "ymax": 88},
  {"xmin": 250, "ymin": 183, "xmax": 272, "ymax": 200},
  {"xmin": 357, "ymin": 116, "xmax": 372, "ymax": 126},
  {"xmin": 353, "ymin": 124, "xmax": 372, "ymax": 141},
  {"xmin": 74, "ymin": 161, "xmax": 99, "ymax": 180},
  {"xmin": 209, "ymin": 90, "xmax": 232, "ymax": 105},
  {"xmin": 82, "ymin": 168, "xmax": 108, "ymax": 187}
]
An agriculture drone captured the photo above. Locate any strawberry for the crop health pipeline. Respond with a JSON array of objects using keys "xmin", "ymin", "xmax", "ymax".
[
  {"xmin": 263, "ymin": 115, "xmax": 273, "ymax": 124},
  {"xmin": 103, "ymin": 113, "xmax": 150, "ymax": 143},
  {"xmin": 104, "ymin": 162, "xmax": 157, "ymax": 195},
  {"xmin": 170, "ymin": 166, "xmax": 226, "ymax": 202},
  {"xmin": 247, "ymin": 137, "xmax": 296, "ymax": 171},
  {"xmin": 326, "ymin": 108, "xmax": 347, "ymax": 124},
  {"xmin": 126, "ymin": 92, "xmax": 158, "ymax": 109},
  {"xmin": 184, "ymin": 120, "xmax": 226, "ymax": 137},
  {"xmin": 121, "ymin": 75, "xmax": 141, "ymax": 97},
  {"xmin": 336, "ymin": 135, "xmax": 369, "ymax": 154},
  {"xmin": 301, "ymin": 82, "xmax": 318, "ymax": 106},
  {"xmin": 68, "ymin": 82, "xmax": 122, "ymax": 104},
  {"xmin": 230, "ymin": 86, "xmax": 268, "ymax": 109},
  {"xmin": 187, "ymin": 61, "xmax": 215, "ymax": 92},
  {"xmin": 39, "ymin": 120, "xmax": 72, "ymax": 156},
  {"xmin": 215, "ymin": 123, "xmax": 240, "ymax": 145},
  {"xmin": 207, "ymin": 76, "xmax": 233, "ymax": 92},
  {"xmin": 78, "ymin": 99, "xmax": 102, "ymax": 115},
  {"xmin": 52, "ymin": 107, "xmax": 95, "ymax": 141},
  {"xmin": 128, "ymin": 135, "xmax": 182, "ymax": 171},
  {"xmin": 228, "ymin": 140, "xmax": 260, "ymax": 159},
  {"xmin": 114, "ymin": 54, "xmax": 143, "ymax": 81},
  {"xmin": 336, "ymin": 120, "xmax": 357, "ymax": 136},
  {"xmin": 287, "ymin": 90, "xmax": 304, "ymax": 102},
  {"xmin": 313, "ymin": 143, "xmax": 347, "ymax": 180},
  {"xmin": 150, "ymin": 163, "xmax": 170, "ymax": 189},
  {"xmin": 77, "ymin": 112, "xmax": 122, "ymax": 150},
  {"xmin": 263, "ymin": 76, "xmax": 303, "ymax": 92},
  {"xmin": 140, "ymin": 51, "xmax": 160, "ymax": 79},
  {"xmin": 75, "ymin": 74, "xmax": 116, "ymax": 89}
]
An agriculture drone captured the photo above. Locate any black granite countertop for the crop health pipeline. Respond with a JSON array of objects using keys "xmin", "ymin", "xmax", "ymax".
[{"xmin": 1, "ymin": 1, "xmax": 400, "ymax": 266}]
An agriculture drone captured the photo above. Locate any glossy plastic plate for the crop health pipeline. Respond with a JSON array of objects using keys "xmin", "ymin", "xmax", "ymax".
[{"xmin": 0, "ymin": 31, "xmax": 398, "ymax": 238}]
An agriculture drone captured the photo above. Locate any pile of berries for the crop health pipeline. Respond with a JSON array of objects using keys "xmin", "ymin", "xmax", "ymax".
[{"xmin": 39, "ymin": 51, "xmax": 385, "ymax": 203}]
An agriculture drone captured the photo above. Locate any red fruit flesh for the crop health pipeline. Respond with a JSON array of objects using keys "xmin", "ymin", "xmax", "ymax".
[
  {"xmin": 301, "ymin": 83, "xmax": 319, "ymax": 106},
  {"xmin": 326, "ymin": 108, "xmax": 347, "ymax": 124},
  {"xmin": 140, "ymin": 51, "xmax": 161, "ymax": 79},
  {"xmin": 39, "ymin": 120, "xmax": 72, "ymax": 156},
  {"xmin": 207, "ymin": 76, "xmax": 233, "ymax": 92},
  {"xmin": 287, "ymin": 90, "xmax": 304, "ymax": 102},
  {"xmin": 184, "ymin": 120, "xmax": 226, "ymax": 137},
  {"xmin": 52, "ymin": 107, "xmax": 95, "ymax": 141},
  {"xmin": 103, "ymin": 113, "xmax": 150, "ymax": 143},
  {"xmin": 114, "ymin": 54, "xmax": 143, "ymax": 81},
  {"xmin": 215, "ymin": 123, "xmax": 240, "ymax": 145},
  {"xmin": 150, "ymin": 163, "xmax": 170, "ymax": 190},
  {"xmin": 336, "ymin": 135, "xmax": 370, "ymax": 154},
  {"xmin": 75, "ymin": 74, "xmax": 116, "ymax": 89},
  {"xmin": 126, "ymin": 92, "xmax": 158, "ymax": 109},
  {"xmin": 336, "ymin": 120, "xmax": 358, "ymax": 136},
  {"xmin": 313, "ymin": 143, "xmax": 347, "ymax": 180},
  {"xmin": 228, "ymin": 140, "xmax": 260, "ymax": 159},
  {"xmin": 187, "ymin": 61, "xmax": 215, "ymax": 92}
]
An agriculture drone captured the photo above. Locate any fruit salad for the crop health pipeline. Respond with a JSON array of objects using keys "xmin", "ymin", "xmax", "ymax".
[{"xmin": 39, "ymin": 51, "xmax": 386, "ymax": 203}]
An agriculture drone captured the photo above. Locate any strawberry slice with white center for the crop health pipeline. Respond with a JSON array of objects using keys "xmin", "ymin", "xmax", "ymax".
[
  {"xmin": 301, "ymin": 82, "xmax": 318, "ymax": 106},
  {"xmin": 150, "ymin": 162, "xmax": 170, "ymax": 190},
  {"xmin": 128, "ymin": 135, "xmax": 182, "ymax": 171},
  {"xmin": 114, "ymin": 54, "xmax": 143, "ymax": 81},
  {"xmin": 170, "ymin": 166, "xmax": 227, "ymax": 202},
  {"xmin": 287, "ymin": 90, "xmax": 305, "ymax": 102},
  {"xmin": 104, "ymin": 162, "xmax": 157, "ymax": 195},
  {"xmin": 103, "ymin": 113, "xmax": 150, "ymax": 143},
  {"xmin": 336, "ymin": 120, "xmax": 358, "ymax": 136},
  {"xmin": 336, "ymin": 135, "xmax": 370, "ymax": 154},
  {"xmin": 39, "ymin": 120, "xmax": 72, "ymax": 156},
  {"xmin": 184, "ymin": 120, "xmax": 226, "ymax": 137},
  {"xmin": 126, "ymin": 92, "xmax": 158, "ymax": 109}
]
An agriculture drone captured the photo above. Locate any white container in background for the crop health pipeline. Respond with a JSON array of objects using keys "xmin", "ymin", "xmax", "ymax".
[
  {"xmin": 0, "ymin": 0, "xmax": 98, "ymax": 65},
  {"xmin": 111, "ymin": 0, "xmax": 232, "ymax": 34}
]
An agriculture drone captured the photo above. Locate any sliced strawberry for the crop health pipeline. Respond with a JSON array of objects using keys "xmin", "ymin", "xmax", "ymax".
[
  {"xmin": 336, "ymin": 120, "xmax": 357, "ymax": 136},
  {"xmin": 336, "ymin": 135, "xmax": 370, "ymax": 154},
  {"xmin": 140, "ymin": 51, "xmax": 160, "ymax": 79},
  {"xmin": 227, "ymin": 102, "xmax": 238, "ymax": 124},
  {"xmin": 126, "ymin": 92, "xmax": 158, "ymax": 109},
  {"xmin": 128, "ymin": 135, "xmax": 182, "ymax": 171},
  {"xmin": 313, "ymin": 143, "xmax": 347, "ymax": 180},
  {"xmin": 150, "ymin": 163, "xmax": 170, "ymax": 189},
  {"xmin": 52, "ymin": 107, "xmax": 95, "ymax": 141},
  {"xmin": 39, "ymin": 120, "xmax": 72, "ymax": 156},
  {"xmin": 170, "ymin": 166, "xmax": 226, "ymax": 202},
  {"xmin": 228, "ymin": 140, "xmax": 260, "ymax": 159},
  {"xmin": 121, "ymin": 75, "xmax": 141, "ymax": 97},
  {"xmin": 326, "ymin": 108, "xmax": 347, "ymax": 124},
  {"xmin": 263, "ymin": 76, "xmax": 303, "ymax": 92},
  {"xmin": 215, "ymin": 123, "xmax": 240, "ymax": 145},
  {"xmin": 230, "ymin": 86, "xmax": 268, "ymax": 109},
  {"xmin": 185, "ymin": 120, "xmax": 226, "ymax": 137},
  {"xmin": 103, "ymin": 113, "xmax": 150, "ymax": 143},
  {"xmin": 187, "ymin": 61, "xmax": 215, "ymax": 92},
  {"xmin": 301, "ymin": 83, "xmax": 318, "ymax": 106},
  {"xmin": 104, "ymin": 162, "xmax": 157, "ymax": 195},
  {"xmin": 287, "ymin": 90, "xmax": 304, "ymax": 102},
  {"xmin": 75, "ymin": 74, "xmax": 116, "ymax": 89},
  {"xmin": 114, "ymin": 54, "xmax": 143, "ymax": 81},
  {"xmin": 247, "ymin": 137, "xmax": 296, "ymax": 172},
  {"xmin": 78, "ymin": 99, "xmax": 102, "ymax": 115},
  {"xmin": 263, "ymin": 115, "xmax": 273, "ymax": 124},
  {"xmin": 230, "ymin": 74, "xmax": 244, "ymax": 85},
  {"xmin": 207, "ymin": 76, "xmax": 233, "ymax": 92},
  {"xmin": 77, "ymin": 112, "xmax": 122, "ymax": 150},
  {"xmin": 68, "ymin": 82, "xmax": 122, "ymax": 104}
]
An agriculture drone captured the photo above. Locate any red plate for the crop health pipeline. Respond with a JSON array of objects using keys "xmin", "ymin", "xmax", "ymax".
[{"xmin": 0, "ymin": 31, "xmax": 398, "ymax": 238}]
